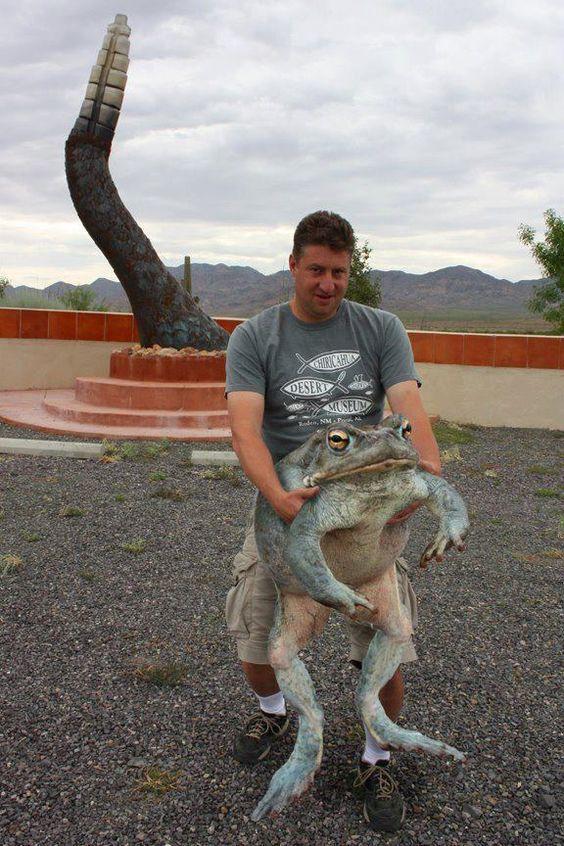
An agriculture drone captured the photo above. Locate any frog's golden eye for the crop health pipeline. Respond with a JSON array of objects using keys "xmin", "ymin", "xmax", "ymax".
[
  {"xmin": 401, "ymin": 419, "xmax": 411, "ymax": 438},
  {"xmin": 327, "ymin": 429, "xmax": 350, "ymax": 451}
]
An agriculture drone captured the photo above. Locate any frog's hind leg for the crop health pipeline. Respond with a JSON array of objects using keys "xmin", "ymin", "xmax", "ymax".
[
  {"xmin": 356, "ymin": 572, "xmax": 465, "ymax": 762},
  {"xmin": 251, "ymin": 593, "xmax": 330, "ymax": 821}
]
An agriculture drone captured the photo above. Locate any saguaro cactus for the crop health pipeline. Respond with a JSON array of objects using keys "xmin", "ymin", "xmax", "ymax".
[{"xmin": 65, "ymin": 14, "xmax": 229, "ymax": 351}]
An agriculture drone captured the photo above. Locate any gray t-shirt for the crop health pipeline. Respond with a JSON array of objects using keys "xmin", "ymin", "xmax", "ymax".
[{"xmin": 226, "ymin": 300, "xmax": 420, "ymax": 460}]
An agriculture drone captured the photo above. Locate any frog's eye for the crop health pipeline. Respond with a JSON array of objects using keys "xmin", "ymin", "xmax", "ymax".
[
  {"xmin": 327, "ymin": 429, "xmax": 350, "ymax": 451},
  {"xmin": 401, "ymin": 419, "xmax": 411, "ymax": 438}
]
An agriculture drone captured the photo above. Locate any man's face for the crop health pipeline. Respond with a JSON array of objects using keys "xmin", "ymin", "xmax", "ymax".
[{"xmin": 289, "ymin": 244, "xmax": 351, "ymax": 322}]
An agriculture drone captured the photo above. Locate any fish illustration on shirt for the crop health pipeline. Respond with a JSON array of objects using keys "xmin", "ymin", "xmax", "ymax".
[
  {"xmin": 347, "ymin": 373, "xmax": 374, "ymax": 391},
  {"xmin": 296, "ymin": 351, "xmax": 360, "ymax": 374},
  {"xmin": 281, "ymin": 371, "xmax": 349, "ymax": 399}
]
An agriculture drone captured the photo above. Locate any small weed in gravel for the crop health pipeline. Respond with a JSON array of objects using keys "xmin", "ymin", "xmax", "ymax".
[
  {"xmin": 114, "ymin": 493, "xmax": 126, "ymax": 503},
  {"xmin": 440, "ymin": 446, "xmax": 462, "ymax": 463},
  {"xmin": 511, "ymin": 551, "xmax": 539, "ymax": 564},
  {"xmin": 107, "ymin": 440, "xmax": 172, "ymax": 462},
  {"xmin": 201, "ymin": 466, "xmax": 241, "ymax": 486},
  {"xmin": 149, "ymin": 471, "xmax": 167, "ymax": 482},
  {"xmin": 101, "ymin": 439, "xmax": 120, "ymax": 457},
  {"xmin": 133, "ymin": 766, "xmax": 181, "ymax": 795},
  {"xmin": 541, "ymin": 548, "xmax": 563, "ymax": 559},
  {"xmin": 133, "ymin": 661, "xmax": 187, "ymax": 687},
  {"xmin": 144, "ymin": 439, "xmax": 170, "ymax": 459},
  {"xmin": 433, "ymin": 420, "xmax": 475, "ymax": 447},
  {"xmin": 60, "ymin": 505, "xmax": 84, "ymax": 518},
  {"xmin": 149, "ymin": 485, "xmax": 185, "ymax": 501},
  {"xmin": 121, "ymin": 539, "xmax": 147, "ymax": 554},
  {"xmin": 528, "ymin": 465, "xmax": 556, "ymax": 475},
  {"xmin": 534, "ymin": 488, "xmax": 560, "ymax": 498},
  {"xmin": 79, "ymin": 568, "xmax": 97, "ymax": 582},
  {"xmin": 0, "ymin": 554, "xmax": 23, "ymax": 577},
  {"xmin": 23, "ymin": 532, "xmax": 41, "ymax": 542}
]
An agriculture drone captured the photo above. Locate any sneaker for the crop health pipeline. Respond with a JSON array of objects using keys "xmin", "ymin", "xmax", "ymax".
[
  {"xmin": 233, "ymin": 710, "xmax": 290, "ymax": 765},
  {"xmin": 352, "ymin": 760, "xmax": 406, "ymax": 833}
]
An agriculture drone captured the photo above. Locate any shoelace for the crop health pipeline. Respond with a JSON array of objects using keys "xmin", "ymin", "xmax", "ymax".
[
  {"xmin": 245, "ymin": 712, "xmax": 285, "ymax": 741},
  {"xmin": 353, "ymin": 763, "xmax": 397, "ymax": 798}
]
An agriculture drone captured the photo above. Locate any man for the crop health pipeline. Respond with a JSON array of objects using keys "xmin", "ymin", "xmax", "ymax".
[{"xmin": 224, "ymin": 210, "xmax": 441, "ymax": 833}]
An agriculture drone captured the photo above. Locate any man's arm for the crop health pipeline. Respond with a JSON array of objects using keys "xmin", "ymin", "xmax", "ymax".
[
  {"xmin": 385, "ymin": 379, "xmax": 441, "ymax": 524},
  {"xmin": 386, "ymin": 380, "xmax": 441, "ymax": 474},
  {"xmin": 227, "ymin": 391, "xmax": 318, "ymax": 523}
]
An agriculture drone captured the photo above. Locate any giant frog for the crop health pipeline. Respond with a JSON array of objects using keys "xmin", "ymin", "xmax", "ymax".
[{"xmin": 250, "ymin": 414, "xmax": 469, "ymax": 821}]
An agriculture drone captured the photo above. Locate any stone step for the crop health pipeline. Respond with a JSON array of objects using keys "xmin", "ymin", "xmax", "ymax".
[
  {"xmin": 43, "ymin": 392, "xmax": 229, "ymax": 428},
  {"xmin": 75, "ymin": 376, "xmax": 227, "ymax": 411},
  {"xmin": 0, "ymin": 390, "xmax": 231, "ymax": 441}
]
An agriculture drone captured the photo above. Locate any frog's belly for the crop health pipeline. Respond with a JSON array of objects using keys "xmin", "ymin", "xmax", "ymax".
[
  {"xmin": 320, "ymin": 524, "xmax": 408, "ymax": 587},
  {"xmin": 265, "ymin": 522, "xmax": 410, "ymax": 595}
]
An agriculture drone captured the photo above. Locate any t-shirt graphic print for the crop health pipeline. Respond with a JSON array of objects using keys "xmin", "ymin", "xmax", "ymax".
[{"xmin": 225, "ymin": 300, "xmax": 420, "ymax": 459}]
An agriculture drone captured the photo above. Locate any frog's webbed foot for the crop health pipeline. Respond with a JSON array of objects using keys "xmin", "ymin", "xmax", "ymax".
[
  {"xmin": 357, "ymin": 630, "xmax": 466, "ymax": 762},
  {"xmin": 319, "ymin": 582, "xmax": 374, "ymax": 618},
  {"xmin": 251, "ymin": 594, "xmax": 330, "ymax": 821},
  {"xmin": 251, "ymin": 748, "xmax": 319, "ymax": 820}
]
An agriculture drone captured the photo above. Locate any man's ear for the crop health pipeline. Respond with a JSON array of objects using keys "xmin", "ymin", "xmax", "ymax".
[{"xmin": 289, "ymin": 253, "xmax": 297, "ymax": 276}]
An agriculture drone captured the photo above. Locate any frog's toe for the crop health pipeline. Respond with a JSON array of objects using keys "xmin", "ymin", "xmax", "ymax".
[{"xmin": 251, "ymin": 761, "xmax": 317, "ymax": 821}]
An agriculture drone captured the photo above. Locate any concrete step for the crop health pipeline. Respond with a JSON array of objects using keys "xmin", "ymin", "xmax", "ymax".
[
  {"xmin": 0, "ymin": 390, "xmax": 231, "ymax": 441},
  {"xmin": 43, "ymin": 392, "xmax": 229, "ymax": 428},
  {"xmin": 75, "ymin": 376, "xmax": 227, "ymax": 411}
]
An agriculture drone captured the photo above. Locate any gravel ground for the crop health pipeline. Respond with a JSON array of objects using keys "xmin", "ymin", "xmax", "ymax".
[{"xmin": 0, "ymin": 421, "xmax": 562, "ymax": 846}]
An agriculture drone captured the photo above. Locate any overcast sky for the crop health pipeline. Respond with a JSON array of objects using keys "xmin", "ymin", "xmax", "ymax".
[{"xmin": 2, "ymin": 0, "xmax": 563, "ymax": 287}]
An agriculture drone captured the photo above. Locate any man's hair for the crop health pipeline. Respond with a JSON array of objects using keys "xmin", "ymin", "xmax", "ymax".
[{"xmin": 292, "ymin": 210, "xmax": 355, "ymax": 259}]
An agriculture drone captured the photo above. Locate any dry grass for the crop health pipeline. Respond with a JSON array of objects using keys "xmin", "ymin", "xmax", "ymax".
[{"xmin": 133, "ymin": 661, "xmax": 188, "ymax": 687}]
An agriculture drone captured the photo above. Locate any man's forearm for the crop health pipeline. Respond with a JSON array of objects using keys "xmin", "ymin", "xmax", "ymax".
[{"xmin": 232, "ymin": 429, "xmax": 286, "ymax": 509}]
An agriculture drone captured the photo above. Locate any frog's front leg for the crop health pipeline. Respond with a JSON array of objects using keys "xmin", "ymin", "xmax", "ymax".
[
  {"xmin": 251, "ymin": 593, "xmax": 331, "ymax": 821},
  {"xmin": 282, "ymin": 502, "xmax": 374, "ymax": 616},
  {"xmin": 416, "ymin": 471, "xmax": 469, "ymax": 567}
]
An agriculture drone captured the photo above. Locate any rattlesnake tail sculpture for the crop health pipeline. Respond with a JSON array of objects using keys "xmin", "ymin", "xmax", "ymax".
[{"xmin": 65, "ymin": 14, "xmax": 229, "ymax": 351}]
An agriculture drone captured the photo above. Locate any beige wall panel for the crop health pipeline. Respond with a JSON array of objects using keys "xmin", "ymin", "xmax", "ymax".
[
  {"xmin": 417, "ymin": 363, "xmax": 563, "ymax": 430},
  {"xmin": 0, "ymin": 340, "xmax": 123, "ymax": 390}
]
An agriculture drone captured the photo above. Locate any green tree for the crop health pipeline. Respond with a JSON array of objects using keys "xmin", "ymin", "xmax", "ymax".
[
  {"xmin": 519, "ymin": 209, "xmax": 564, "ymax": 334},
  {"xmin": 61, "ymin": 287, "xmax": 108, "ymax": 312},
  {"xmin": 347, "ymin": 239, "xmax": 382, "ymax": 308},
  {"xmin": 0, "ymin": 276, "xmax": 9, "ymax": 300}
]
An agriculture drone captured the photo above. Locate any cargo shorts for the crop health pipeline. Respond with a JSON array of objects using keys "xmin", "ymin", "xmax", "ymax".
[{"xmin": 225, "ymin": 511, "xmax": 418, "ymax": 666}]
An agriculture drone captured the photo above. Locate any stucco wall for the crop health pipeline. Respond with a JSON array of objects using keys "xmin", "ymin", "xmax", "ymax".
[
  {"xmin": 0, "ymin": 339, "xmax": 118, "ymax": 390},
  {"xmin": 1, "ymin": 339, "xmax": 562, "ymax": 429},
  {"xmin": 416, "ymin": 363, "xmax": 562, "ymax": 429}
]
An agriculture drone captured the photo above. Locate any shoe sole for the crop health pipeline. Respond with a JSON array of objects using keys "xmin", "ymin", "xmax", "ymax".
[{"xmin": 363, "ymin": 800, "xmax": 406, "ymax": 833}]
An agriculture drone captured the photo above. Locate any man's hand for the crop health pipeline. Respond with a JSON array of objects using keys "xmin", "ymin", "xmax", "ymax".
[{"xmin": 272, "ymin": 486, "xmax": 320, "ymax": 523}]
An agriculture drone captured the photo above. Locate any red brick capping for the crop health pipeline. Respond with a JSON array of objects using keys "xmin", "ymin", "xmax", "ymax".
[{"xmin": 0, "ymin": 308, "xmax": 562, "ymax": 369}]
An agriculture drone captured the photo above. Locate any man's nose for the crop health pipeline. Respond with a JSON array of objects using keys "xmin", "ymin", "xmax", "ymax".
[{"xmin": 318, "ymin": 274, "xmax": 336, "ymax": 291}]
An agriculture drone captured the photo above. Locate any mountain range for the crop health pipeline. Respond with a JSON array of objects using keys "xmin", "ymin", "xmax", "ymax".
[{"xmin": 4, "ymin": 263, "xmax": 546, "ymax": 329}]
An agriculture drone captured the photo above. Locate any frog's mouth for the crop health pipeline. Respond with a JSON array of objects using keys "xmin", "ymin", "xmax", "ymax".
[{"xmin": 303, "ymin": 457, "xmax": 417, "ymax": 488}]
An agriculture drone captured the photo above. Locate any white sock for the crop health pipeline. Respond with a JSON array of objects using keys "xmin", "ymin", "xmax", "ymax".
[
  {"xmin": 257, "ymin": 691, "xmax": 286, "ymax": 716},
  {"xmin": 362, "ymin": 721, "xmax": 391, "ymax": 765}
]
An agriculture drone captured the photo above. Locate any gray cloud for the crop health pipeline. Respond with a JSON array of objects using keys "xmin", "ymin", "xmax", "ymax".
[{"xmin": 1, "ymin": 0, "xmax": 562, "ymax": 285}]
